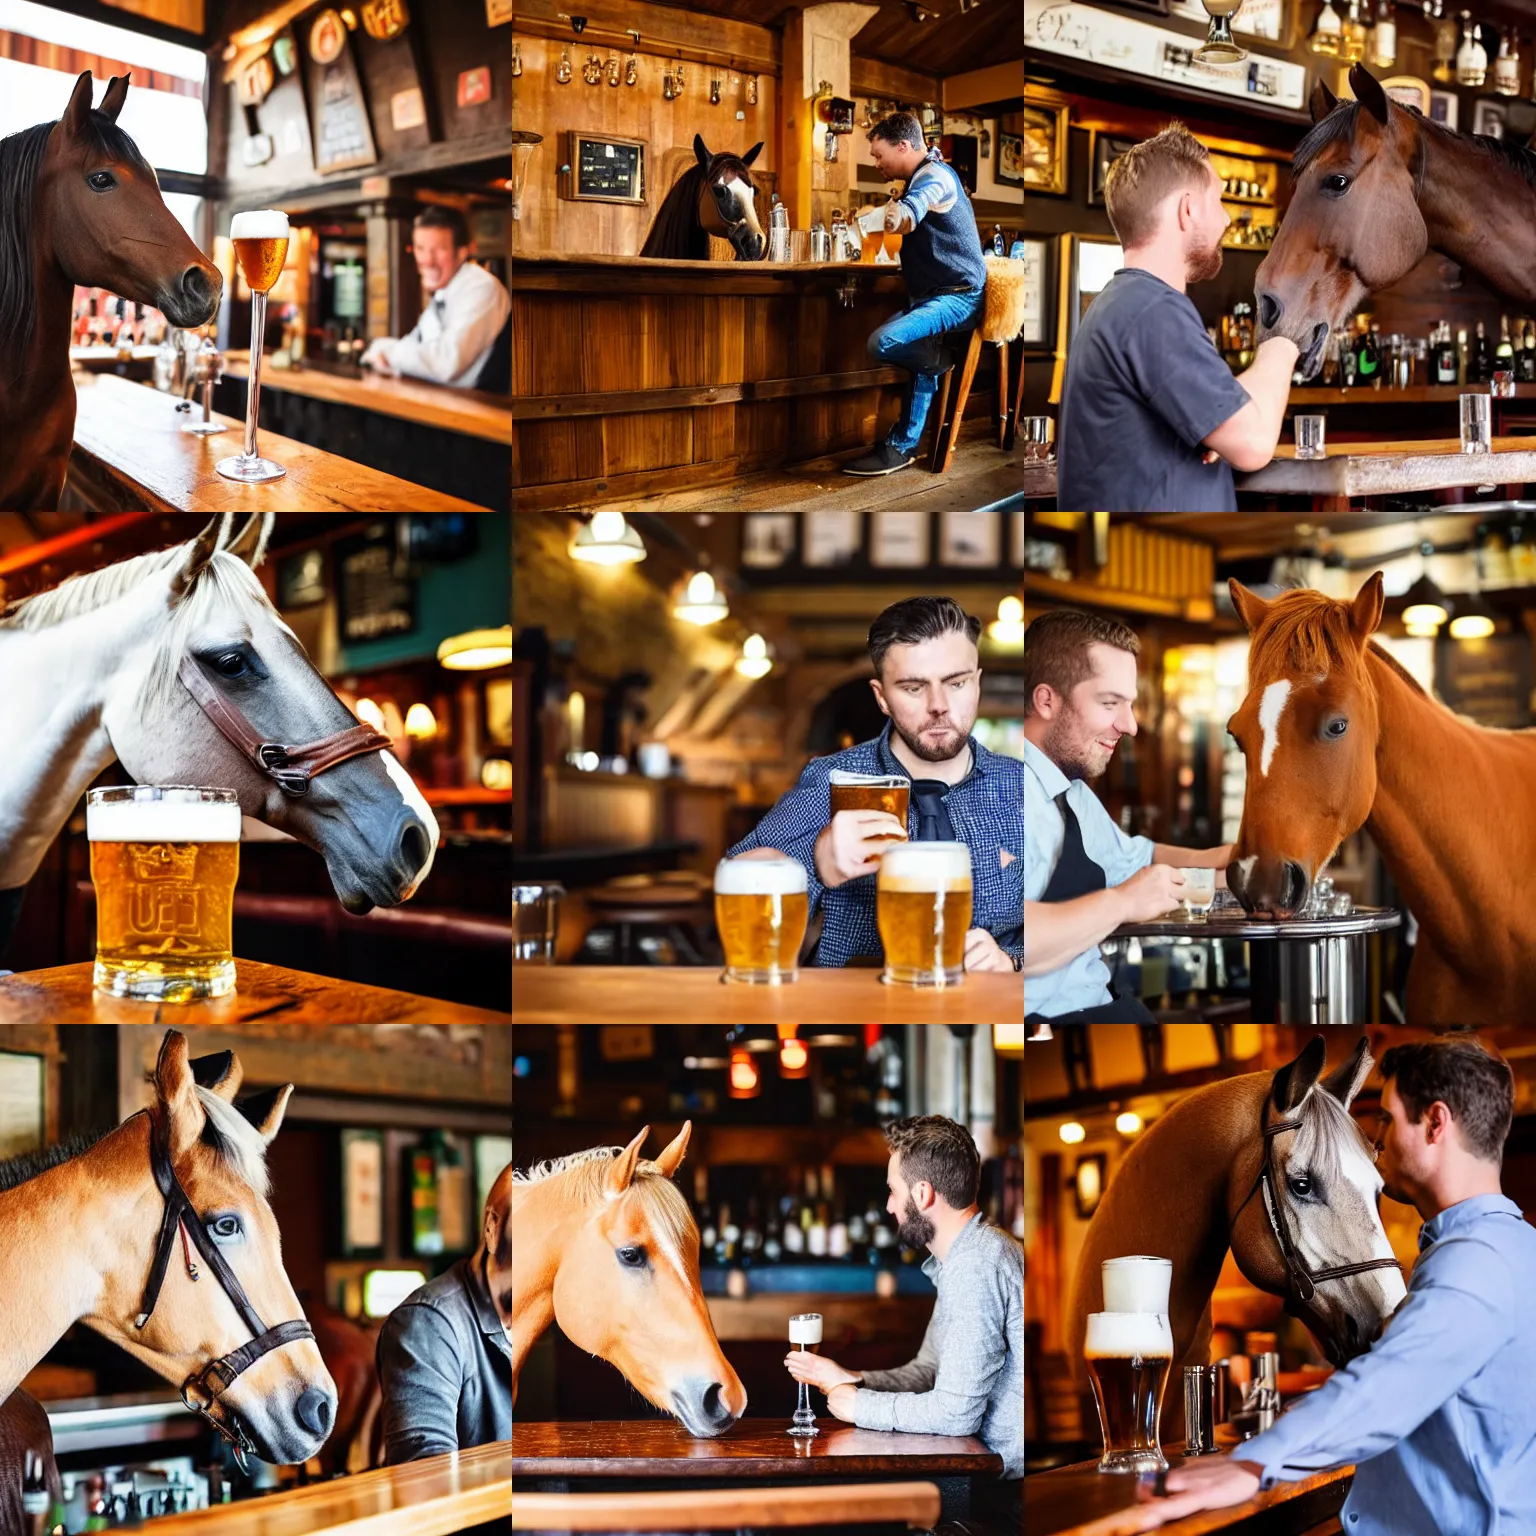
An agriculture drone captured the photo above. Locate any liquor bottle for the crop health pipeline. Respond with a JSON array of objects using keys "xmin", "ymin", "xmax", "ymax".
[
  {"xmin": 411, "ymin": 1139, "xmax": 442, "ymax": 1255},
  {"xmin": 1497, "ymin": 314, "xmax": 1515, "ymax": 366},
  {"xmin": 740, "ymin": 1196, "xmax": 762, "ymax": 1267},
  {"xmin": 1311, "ymin": 0, "xmax": 1343, "ymax": 56},
  {"xmin": 1457, "ymin": 326, "xmax": 1470, "ymax": 384},
  {"xmin": 21, "ymin": 1452, "xmax": 48, "ymax": 1536},
  {"xmin": 829, "ymin": 1189, "xmax": 849, "ymax": 1260},
  {"xmin": 991, "ymin": 223, "xmax": 1005, "ymax": 256},
  {"xmin": 763, "ymin": 1205, "xmax": 783, "ymax": 1264},
  {"xmin": 1472, "ymin": 320, "xmax": 1493, "ymax": 382},
  {"xmin": 1355, "ymin": 323, "xmax": 1380, "ymax": 382},
  {"xmin": 846, "ymin": 1205, "xmax": 868, "ymax": 1263},
  {"xmin": 1520, "ymin": 322, "xmax": 1536, "ymax": 382},
  {"xmin": 782, "ymin": 1174, "xmax": 805, "ymax": 1256},
  {"xmin": 1369, "ymin": 0, "xmax": 1397, "ymax": 69},
  {"xmin": 1340, "ymin": 0, "xmax": 1368, "ymax": 62},
  {"xmin": 1494, "ymin": 27, "xmax": 1521, "ymax": 94},
  {"xmin": 716, "ymin": 1201, "xmax": 738, "ymax": 1265},
  {"xmin": 807, "ymin": 1199, "xmax": 829, "ymax": 1258},
  {"xmin": 1435, "ymin": 322, "xmax": 1459, "ymax": 384},
  {"xmin": 1457, "ymin": 11, "xmax": 1488, "ymax": 88}
]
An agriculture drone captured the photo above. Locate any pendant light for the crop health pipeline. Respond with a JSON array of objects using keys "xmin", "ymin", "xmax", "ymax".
[{"xmin": 673, "ymin": 568, "xmax": 729, "ymax": 625}]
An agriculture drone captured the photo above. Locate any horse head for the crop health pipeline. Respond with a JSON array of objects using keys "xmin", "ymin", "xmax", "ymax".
[
  {"xmin": 1256, "ymin": 64, "xmax": 1428, "ymax": 378},
  {"xmin": 693, "ymin": 134, "xmax": 766, "ymax": 260},
  {"xmin": 1225, "ymin": 572, "xmax": 1386, "ymax": 918}
]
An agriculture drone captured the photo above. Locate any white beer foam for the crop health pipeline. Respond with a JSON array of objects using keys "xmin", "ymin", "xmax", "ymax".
[
  {"xmin": 789, "ymin": 1315, "xmax": 822, "ymax": 1344},
  {"xmin": 714, "ymin": 856, "xmax": 807, "ymax": 895},
  {"xmin": 878, "ymin": 840, "xmax": 972, "ymax": 889},
  {"xmin": 230, "ymin": 209, "xmax": 290, "ymax": 240},
  {"xmin": 829, "ymin": 770, "xmax": 906, "ymax": 786},
  {"xmin": 1102, "ymin": 1256, "xmax": 1173, "ymax": 1314},
  {"xmin": 88, "ymin": 799, "xmax": 242, "ymax": 844},
  {"xmin": 1084, "ymin": 1311, "xmax": 1173, "ymax": 1359}
]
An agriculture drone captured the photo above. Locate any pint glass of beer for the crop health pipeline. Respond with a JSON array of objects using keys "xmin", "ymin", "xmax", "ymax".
[
  {"xmin": 1085, "ymin": 1310, "xmax": 1174, "ymax": 1473},
  {"xmin": 828, "ymin": 770, "xmax": 909, "ymax": 841},
  {"xmin": 715, "ymin": 855, "xmax": 808, "ymax": 984},
  {"xmin": 217, "ymin": 208, "xmax": 290, "ymax": 484},
  {"xmin": 877, "ymin": 841, "xmax": 973, "ymax": 986},
  {"xmin": 87, "ymin": 786, "xmax": 241, "ymax": 1002}
]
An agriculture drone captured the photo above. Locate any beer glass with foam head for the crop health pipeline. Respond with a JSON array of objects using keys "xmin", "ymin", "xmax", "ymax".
[
  {"xmin": 217, "ymin": 208, "xmax": 291, "ymax": 484},
  {"xmin": 87, "ymin": 786, "xmax": 241, "ymax": 1002},
  {"xmin": 715, "ymin": 855, "xmax": 808, "ymax": 984},
  {"xmin": 1085, "ymin": 1310, "xmax": 1174, "ymax": 1473},
  {"xmin": 877, "ymin": 840, "xmax": 973, "ymax": 986},
  {"xmin": 828, "ymin": 770, "xmax": 909, "ymax": 842}
]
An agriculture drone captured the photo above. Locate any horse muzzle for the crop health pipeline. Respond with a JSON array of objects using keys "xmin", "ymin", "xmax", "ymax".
[{"xmin": 1228, "ymin": 854, "xmax": 1311, "ymax": 919}]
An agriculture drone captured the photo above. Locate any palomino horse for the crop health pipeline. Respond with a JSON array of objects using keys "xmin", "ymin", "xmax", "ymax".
[
  {"xmin": 511, "ymin": 1123, "xmax": 748, "ymax": 1436},
  {"xmin": 1256, "ymin": 61, "xmax": 1536, "ymax": 376},
  {"xmin": 0, "ymin": 71, "xmax": 222, "ymax": 510},
  {"xmin": 1069, "ymin": 1034, "xmax": 1405, "ymax": 1442},
  {"xmin": 0, "ymin": 514, "xmax": 438, "ymax": 957},
  {"xmin": 0, "ymin": 1030, "xmax": 337, "ymax": 1466},
  {"xmin": 1227, "ymin": 570, "xmax": 1536, "ymax": 1023},
  {"xmin": 641, "ymin": 135, "xmax": 766, "ymax": 261}
]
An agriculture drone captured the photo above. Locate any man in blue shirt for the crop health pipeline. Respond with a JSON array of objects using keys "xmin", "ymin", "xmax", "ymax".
[
  {"xmin": 1057, "ymin": 122, "xmax": 1297, "ymax": 511},
  {"xmin": 726, "ymin": 596, "xmax": 1021, "ymax": 971},
  {"xmin": 1137, "ymin": 1036, "xmax": 1536, "ymax": 1535},
  {"xmin": 1025, "ymin": 608, "xmax": 1230, "ymax": 1021}
]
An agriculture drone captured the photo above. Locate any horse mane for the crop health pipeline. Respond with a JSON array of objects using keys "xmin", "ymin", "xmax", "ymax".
[
  {"xmin": 641, "ymin": 162, "xmax": 711, "ymax": 260},
  {"xmin": 0, "ymin": 1124, "xmax": 116, "ymax": 1193},
  {"xmin": 1247, "ymin": 587, "xmax": 1376, "ymax": 687}
]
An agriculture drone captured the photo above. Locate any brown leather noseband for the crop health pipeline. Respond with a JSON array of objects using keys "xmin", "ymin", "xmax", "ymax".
[{"xmin": 178, "ymin": 654, "xmax": 391, "ymax": 797}]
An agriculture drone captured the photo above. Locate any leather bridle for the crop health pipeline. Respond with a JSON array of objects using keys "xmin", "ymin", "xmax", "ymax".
[
  {"xmin": 135, "ymin": 1111, "xmax": 314, "ymax": 1471},
  {"xmin": 178, "ymin": 654, "xmax": 391, "ymax": 798},
  {"xmin": 1231, "ymin": 1101, "xmax": 1403, "ymax": 1309}
]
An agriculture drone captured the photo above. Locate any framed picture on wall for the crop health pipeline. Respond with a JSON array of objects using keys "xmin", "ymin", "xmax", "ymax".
[
  {"xmin": 1473, "ymin": 99, "xmax": 1507, "ymax": 139},
  {"xmin": 1020, "ymin": 87, "xmax": 1069, "ymax": 195},
  {"xmin": 1381, "ymin": 75, "xmax": 1431, "ymax": 115},
  {"xmin": 1429, "ymin": 89, "xmax": 1459, "ymax": 132},
  {"xmin": 1022, "ymin": 236, "xmax": 1057, "ymax": 353},
  {"xmin": 1088, "ymin": 131, "xmax": 1139, "ymax": 206}
]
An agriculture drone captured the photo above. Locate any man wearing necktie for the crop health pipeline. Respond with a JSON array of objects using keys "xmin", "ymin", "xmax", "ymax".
[{"xmin": 1024, "ymin": 608, "xmax": 1232, "ymax": 1023}]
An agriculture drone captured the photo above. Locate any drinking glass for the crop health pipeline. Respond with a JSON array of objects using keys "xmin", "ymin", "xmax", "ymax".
[
  {"xmin": 787, "ymin": 1312, "xmax": 823, "ymax": 1437},
  {"xmin": 877, "ymin": 841, "xmax": 972, "ymax": 987},
  {"xmin": 1182, "ymin": 868, "xmax": 1216, "ymax": 919},
  {"xmin": 1461, "ymin": 391, "xmax": 1492, "ymax": 452},
  {"xmin": 512, "ymin": 883, "xmax": 565, "ymax": 963},
  {"xmin": 715, "ymin": 855, "xmax": 808, "ymax": 984},
  {"xmin": 217, "ymin": 209, "xmax": 291, "ymax": 483},
  {"xmin": 1293, "ymin": 413, "xmax": 1326, "ymax": 460}
]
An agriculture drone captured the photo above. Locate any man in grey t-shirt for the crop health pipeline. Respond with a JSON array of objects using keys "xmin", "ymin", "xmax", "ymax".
[{"xmin": 785, "ymin": 1117, "xmax": 1023, "ymax": 1529}]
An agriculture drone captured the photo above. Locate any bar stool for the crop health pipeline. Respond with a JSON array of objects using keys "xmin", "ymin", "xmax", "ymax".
[{"xmin": 929, "ymin": 256, "xmax": 1030, "ymax": 473}]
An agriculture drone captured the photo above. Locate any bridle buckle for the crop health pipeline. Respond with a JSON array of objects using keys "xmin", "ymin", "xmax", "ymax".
[{"xmin": 257, "ymin": 744, "xmax": 310, "ymax": 796}]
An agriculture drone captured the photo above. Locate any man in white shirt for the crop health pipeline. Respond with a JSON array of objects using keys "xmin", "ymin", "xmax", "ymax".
[
  {"xmin": 361, "ymin": 207, "xmax": 510, "ymax": 390},
  {"xmin": 1025, "ymin": 608, "xmax": 1232, "ymax": 1022}
]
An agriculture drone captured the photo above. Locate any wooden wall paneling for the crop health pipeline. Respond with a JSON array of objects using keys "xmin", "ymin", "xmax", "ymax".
[
  {"xmin": 850, "ymin": 54, "xmax": 941, "ymax": 104},
  {"xmin": 577, "ymin": 295, "xmax": 650, "ymax": 392},
  {"xmin": 692, "ymin": 402, "xmax": 738, "ymax": 462},
  {"xmin": 516, "ymin": 416, "xmax": 603, "ymax": 485},
  {"xmin": 517, "ymin": 299, "xmax": 587, "ymax": 395},
  {"xmin": 431, "ymin": 0, "xmax": 514, "ymax": 146},
  {"xmin": 354, "ymin": 25, "xmax": 436, "ymax": 162}
]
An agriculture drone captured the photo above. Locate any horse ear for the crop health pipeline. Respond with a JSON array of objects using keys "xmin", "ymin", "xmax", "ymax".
[
  {"xmin": 190, "ymin": 1050, "xmax": 244, "ymax": 1101},
  {"xmin": 652, "ymin": 1121, "xmax": 692, "ymax": 1178},
  {"xmin": 99, "ymin": 73, "xmax": 130, "ymax": 123},
  {"xmin": 1309, "ymin": 78, "xmax": 1339, "ymax": 124},
  {"xmin": 1350, "ymin": 570, "xmax": 1385, "ymax": 641},
  {"xmin": 236, "ymin": 1084, "xmax": 294, "ymax": 1145},
  {"xmin": 225, "ymin": 512, "xmax": 274, "ymax": 568},
  {"xmin": 1350, "ymin": 62, "xmax": 1390, "ymax": 125},
  {"xmin": 1271, "ymin": 1034, "xmax": 1328, "ymax": 1117},
  {"xmin": 171, "ymin": 515, "xmax": 227, "ymax": 601},
  {"xmin": 154, "ymin": 1030, "xmax": 207, "ymax": 1162},
  {"xmin": 1320, "ymin": 1036, "xmax": 1374, "ymax": 1111},
  {"xmin": 62, "ymin": 71, "xmax": 94, "ymax": 135},
  {"xmin": 694, "ymin": 133, "xmax": 711, "ymax": 167},
  {"xmin": 1228, "ymin": 578, "xmax": 1271, "ymax": 634},
  {"xmin": 741, "ymin": 141, "xmax": 763, "ymax": 167},
  {"xmin": 605, "ymin": 1125, "xmax": 650, "ymax": 1198}
]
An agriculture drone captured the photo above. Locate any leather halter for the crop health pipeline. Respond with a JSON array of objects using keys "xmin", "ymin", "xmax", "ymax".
[
  {"xmin": 136, "ymin": 1111, "xmax": 314, "ymax": 1470},
  {"xmin": 1232, "ymin": 1102, "xmax": 1403, "ymax": 1308},
  {"xmin": 178, "ymin": 654, "xmax": 391, "ymax": 797}
]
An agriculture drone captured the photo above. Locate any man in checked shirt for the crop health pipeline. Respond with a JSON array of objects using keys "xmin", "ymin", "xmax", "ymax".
[{"xmin": 723, "ymin": 596, "xmax": 1022, "ymax": 973}]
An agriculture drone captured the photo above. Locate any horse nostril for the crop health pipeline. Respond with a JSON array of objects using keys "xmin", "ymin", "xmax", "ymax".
[
  {"xmin": 702, "ymin": 1381, "xmax": 733, "ymax": 1425},
  {"xmin": 400, "ymin": 820, "xmax": 430, "ymax": 879},
  {"xmin": 1258, "ymin": 292, "xmax": 1282, "ymax": 329},
  {"xmin": 295, "ymin": 1387, "xmax": 331, "ymax": 1437}
]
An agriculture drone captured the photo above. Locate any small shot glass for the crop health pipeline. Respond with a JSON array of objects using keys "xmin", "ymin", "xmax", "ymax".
[
  {"xmin": 1461, "ymin": 392, "xmax": 1493, "ymax": 453},
  {"xmin": 1293, "ymin": 413, "xmax": 1326, "ymax": 460}
]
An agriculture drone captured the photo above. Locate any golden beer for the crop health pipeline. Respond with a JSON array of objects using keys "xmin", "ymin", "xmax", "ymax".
[
  {"xmin": 87, "ymin": 788, "xmax": 241, "ymax": 1001},
  {"xmin": 715, "ymin": 855, "xmax": 808, "ymax": 984},
  {"xmin": 234, "ymin": 235, "xmax": 289, "ymax": 294},
  {"xmin": 877, "ymin": 841, "xmax": 973, "ymax": 987},
  {"xmin": 828, "ymin": 771, "xmax": 909, "ymax": 840},
  {"xmin": 219, "ymin": 209, "xmax": 291, "ymax": 483}
]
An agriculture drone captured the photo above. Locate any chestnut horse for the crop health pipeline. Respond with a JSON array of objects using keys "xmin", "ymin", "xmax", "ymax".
[
  {"xmin": 1069, "ymin": 1034, "xmax": 1405, "ymax": 1442},
  {"xmin": 0, "ymin": 71, "xmax": 222, "ymax": 510},
  {"xmin": 1256, "ymin": 62, "xmax": 1536, "ymax": 376},
  {"xmin": 1226, "ymin": 570, "xmax": 1536, "ymax": 1024},
  {"xmin": 0, "ymin": 1030, "xmax": 336, "ymax": 1466},
  {"xmin": 511, "ymin": 1123, "xmax": 748, "ymax": 1436},
  {"xmin": 641, "ymin": 135, "xmax": 766, "ymax": 261}
]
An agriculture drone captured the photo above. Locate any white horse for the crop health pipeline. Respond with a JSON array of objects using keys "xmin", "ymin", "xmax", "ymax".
[{"xmin": 0, "ymin": 514, "xmax": 438, "ymax": 954}]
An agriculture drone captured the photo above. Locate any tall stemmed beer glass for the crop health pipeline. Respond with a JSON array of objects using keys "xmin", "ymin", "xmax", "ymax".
[
  {"xmin": 787, "ymin": 1313, "xmax": 822, "ymax": 1436},
  {"xmin": 217, "ymin": 209, "xmax": 290, "ymax": 483}
]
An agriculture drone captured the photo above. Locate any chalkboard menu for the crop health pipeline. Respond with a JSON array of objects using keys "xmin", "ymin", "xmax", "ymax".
[
  {"xmin": 306, "ymin": 39, "xmax": 379, "ymax": 175},
  {"xmin": 1434, "ymin": 634, "xmax": 1533, "ymax": 728},
  {"xmin": 561, "ymin": 132, "xmax": 645, "ymax": 204},
  {"xmin": 337, "ymin": 526, "xmax": 415, "ymax": 643}
]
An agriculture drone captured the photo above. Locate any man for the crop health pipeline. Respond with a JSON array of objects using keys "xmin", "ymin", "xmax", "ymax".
[
  {"xmin": 842, "ymin": 113, "xmax": 989, "ymax": 477},
  {"xmin": 1025, "ymin": 609, "xmax": 1232, "ymax": 1022},
  {"xmin": 726, "ymin": 596, "xmax": 1022, "ymax": 972},
  {"xmin": 361, "ymin": 207, "xmax": 511, "ymax": 390},
  {"xmin": 378, "ymin": 1164, "xmax": 512, "ymax": 1462},
  {"xmin": 1136, "ymin": 1036, "xmax": 1535, "ymax": 1534},
  {"xmin": 784, "ymin": 1116, "xmax": 1023, "ymax": 1532},
  {"xmin": 1057, "ymin": 122, "xmax": 1298, "ymax": 511}
]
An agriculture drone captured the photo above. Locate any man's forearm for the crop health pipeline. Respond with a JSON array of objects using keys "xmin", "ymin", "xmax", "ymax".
[
  {"xmin": 1234, "ymin": 337, "xmax": 1298, "ymax": 458},
  {"xmin": 1023, "ymin": 887, "xmax": 1127, "ymax": 976},
  {"xmin": 1152, "ymin": 843, "xmax": 1233, "ymax": 888}
]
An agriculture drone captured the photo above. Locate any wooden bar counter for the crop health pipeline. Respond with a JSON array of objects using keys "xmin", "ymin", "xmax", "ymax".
[{"xmin": 66, "ymin": 375, "xmax": 493, "ymax": 513}]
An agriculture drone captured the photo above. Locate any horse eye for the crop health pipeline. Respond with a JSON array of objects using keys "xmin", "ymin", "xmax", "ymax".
[
  {"xmin": 88, "ymin": 171, "xmax": 115, "ymax": 191},
  {"xmin": 1289, "ymin": 1176, "xmax": 1311, "ymax": 1198},
  {"xmin": 211, "ymin": 1215, "xmax": 242, "ymax": 1239},
  {"xmin": 616, "ymin": 1246, "xmax": 646, "ymax": 1268},
  {"xmin": 1325, "ymin": 717, "xmax": 1348, "ymax": 738},
  {"xmin": 214, "ymin": 652, "xmax": 248, "ymax": 678},
  {"xmin": 1322, "ymin": 174, "xmax": 1351, "ymax": 195}
]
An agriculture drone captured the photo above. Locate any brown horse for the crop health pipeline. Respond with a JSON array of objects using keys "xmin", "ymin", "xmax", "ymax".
[
  {"xmin": 641, "ymin": 135, "xmax": 766, "ymax": 261},
  {"xmin": 511, "ymin": 1123, "xmax": 748, "ymax": 1435},
  {"xmin": 1255, "ymin": 62, "xmax": 1536, "ymax": 376},
  {"xmin": 1226, "ymin": 570, "xmax": 1536, "ymax": 1024},
  {"xmin": 0, "ymin": 70, "xmax": 222, "ymax": 510},
  {"xmin": 1068, "ymin": 1034, "xmax": 1405, "ymax": 1441}
]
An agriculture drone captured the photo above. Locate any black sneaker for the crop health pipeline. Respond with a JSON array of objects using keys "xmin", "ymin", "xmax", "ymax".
[{"xmin": 842, "ymin": 443, "xmax": 916, "ymax": 476}]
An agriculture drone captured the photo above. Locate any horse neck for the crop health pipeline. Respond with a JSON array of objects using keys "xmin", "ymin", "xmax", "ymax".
[
  {"xmin": 0, "ymin": 201, "xmax": 73, "ymax": 404},
  {"xmin": 0, "ymin": 1116, "xmax": 154, "ymax": 1401},
  {"xmin": 509, "ymin": 1172, "xmax": 578, "ymax": 1390}
]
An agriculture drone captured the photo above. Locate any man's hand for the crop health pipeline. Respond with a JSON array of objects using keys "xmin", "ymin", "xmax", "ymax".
[
  {"xmin": 814, "ymin": 810, "xmax": 907, "ymax": 888},
  {"xmin": 882, "ymin": 201, "xmax": 911, "ymax": 233},
  {"xmin": 361, "ymin": 337, "xmax": 398, "ymax": 374},
  {"xmin": 783, "ymin": 1353, "xmax": 862, "ymax": 1393},
  {"xmin": 1115, "ymin": 863, "xmax": 1187, "ymax": 924},
  {"xmin": 964, "ymin": 928, "xmax": 1013, "ymax": 973},
  {"xmin": 1129, "ymin": 1457, "xmax": 1263, "ymax": 1529},
  {"xmin": 825, "ymin": 1383, "xmax": 859, "ymax": 1422}
]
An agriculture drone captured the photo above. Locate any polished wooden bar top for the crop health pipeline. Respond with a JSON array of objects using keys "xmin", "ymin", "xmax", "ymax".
[
  {"xmin": 1288, "ymin": 381, "xmax": 1536, "ymax": 404},
  {"xmin": 1026, "ymin": 1447, "xmax": 1352, "ymax": 1536},
  {"xmin": 223, "ymin": 352, "xmax": 512, "ymax": 445},
  {"xmin": 510, "ymin": 966, "xmax": 1023, "ymax": 1025},
  {"xmin": 1238, "ymin": 435, "xmax": 1536, "ymax": 497},
  {"xmin": 150, "ymin": 1442, "xmax": 509, "ymax": 1535},
  {"xmin": 513, "ymin": 1418, "xmax": 1002, "ymax": 1477},
  {"xmin": 512, "ymin": 250, "xmax": 907, "ymax": 296},
  {"xmin": 0, "ymin": 959, "xmax": 510, "ymax": 1025},
  {"xmin": 68, "ymin": 374, "xmax": 493, "ymax": 512}
]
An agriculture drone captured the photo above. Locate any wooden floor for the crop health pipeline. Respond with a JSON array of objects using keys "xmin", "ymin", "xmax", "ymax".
[{"xmin": 527, "ymin": 435, "xmax": 1026, "ymax": 513}]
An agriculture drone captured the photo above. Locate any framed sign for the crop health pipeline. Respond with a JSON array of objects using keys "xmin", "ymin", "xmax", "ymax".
[
  {"xmin": 1021, "ymin": 235, "xmax": 1056, "ymax": 351},
  {"xmin": 741, "ymin": 514, "xmax": 796, "ymax": 568},
  {"xmin": 870, "ymin": 512, "xmax": 930, "ymax": 568},
  {"xmin": 0, "ymin": 1051, "xmax": 44, "ymax": 1160},
  {"xmin": 1429, "ymin": 89, "xmax": 1458, "ymax": 132},
  {"xmin": 560, "ymin": 132, "xmax": 646, "ymax": 204},
  {"xmin": 1088, "ymin": 130, "xmax": 1138, "ymax": 205},
  {"xmin": 941, "ymin": 512, "xmax": 1002, "ymax": 567},
  {"xmin": 341, "ymin": 1129, "xmax": 385, "ymax": 1256},
  {"xmin": 1021, "ymin": 86, "xmax": 1069, "ymax": 194},
  {"xmin": 305, "ymin": 32, "xmax": 379, "ymax": 174}
]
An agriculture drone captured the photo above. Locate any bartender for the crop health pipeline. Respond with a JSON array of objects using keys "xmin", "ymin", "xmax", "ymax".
[
  {"xmin": 361, "ymin": 207, "xmax": 510, "ymax": 389},
  {"xmin": 1024, "ymin": 608, "xmax": 1231, "ymax": 1023}
]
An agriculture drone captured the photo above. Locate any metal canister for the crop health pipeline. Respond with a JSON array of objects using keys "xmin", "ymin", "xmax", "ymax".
[
  {"xmin": 810, "ymin": 223, "xmax": 829, "ymax": 262},
  {"xmin": 768, "ymin": 197, "xmax": 790, "ymax": 262},
  {"xmin": 1183, "ymin": 1366, "xmax": 1216, "ymax": 1455}
]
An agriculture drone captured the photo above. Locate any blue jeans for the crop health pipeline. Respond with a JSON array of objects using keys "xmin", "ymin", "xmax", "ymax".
[{"xmin": 867, "ymin": 287, "xmax": 986, "ymax": 454}]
